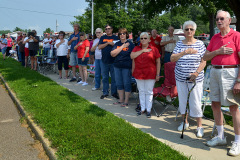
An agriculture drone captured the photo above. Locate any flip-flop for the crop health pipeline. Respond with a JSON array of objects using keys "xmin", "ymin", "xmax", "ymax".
[
  {"xmin": 113, "ymin": 101, "xmax": 123, "ymax": 105},
  {"xmin": 121, "ymin": 103, "xmax": 128, "ymax": 107}
]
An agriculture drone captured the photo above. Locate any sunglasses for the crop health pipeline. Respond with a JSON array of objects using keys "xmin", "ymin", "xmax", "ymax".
[
  {"xmin": 105, "ymin": 28, "xmax": 112, "ymax": 30},
  {"xmin": 59, "ymin": 34, "xmax": 64, "ymax": 36},
  {"xmin": 185, "ymin": 28, "xmax": 194, "ymax": 31},
  {"xmin": 140, "ymin": 38, "xmax": 148, "ymax": 40},
  {"xmin": 119, "ymin": 33, "xmax": 126, "ymax": 35},
  {"xmin": 216, "ymin": 17, "xmax": 225, "ymax": 21},
  {"xmin": 23, "ymin": 34, "xmax": 26, "ymax": 35}
]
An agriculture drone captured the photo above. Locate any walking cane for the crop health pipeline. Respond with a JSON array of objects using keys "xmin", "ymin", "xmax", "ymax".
[{"xmin": 180, "ymin": 77, "xmax": 196, "ymax": 139}]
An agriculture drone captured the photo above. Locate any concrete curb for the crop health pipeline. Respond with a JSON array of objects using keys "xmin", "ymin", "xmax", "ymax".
[{"xmin": 0, "ymin": 74, "xmax": 57, "ymax": 160}]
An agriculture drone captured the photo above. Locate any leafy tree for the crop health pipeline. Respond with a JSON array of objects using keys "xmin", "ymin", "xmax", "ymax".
[
  {"xmin": 0, "ymin": 30, "xmax": 11, "ymax": 35},
  {"xmin": 43, "ymin": 28, "xmax": 54, "ymax": 34}
]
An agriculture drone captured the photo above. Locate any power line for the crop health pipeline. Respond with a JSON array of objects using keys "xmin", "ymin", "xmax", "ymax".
[{"xmin": 0, "ymin": 6, "xmax": 75, "ymax": 17}]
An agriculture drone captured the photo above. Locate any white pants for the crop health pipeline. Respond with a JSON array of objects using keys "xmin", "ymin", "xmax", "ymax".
[
  {"xmin": 176, "ymin": 81, "xmax": 203, "ymax": 117},
  {"xmin": 136, "ymin": 79, "xmax": 155, "ymax": 112}
]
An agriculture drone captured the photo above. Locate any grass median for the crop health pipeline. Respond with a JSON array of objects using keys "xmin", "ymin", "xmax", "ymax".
[{"xmin": 0, "ymin": 55, "xmax": 188, "ymax": 159}]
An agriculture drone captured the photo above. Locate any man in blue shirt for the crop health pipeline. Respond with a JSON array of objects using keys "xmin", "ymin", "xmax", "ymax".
[
  {"xmin": 68, "ymin": 23, "xmax": 80, "ymax": 82},
  {"xmin": 98, "ymin": 24, "xmax": 119, "ymax": 99}
]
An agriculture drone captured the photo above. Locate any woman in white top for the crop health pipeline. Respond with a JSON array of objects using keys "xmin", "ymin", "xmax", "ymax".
[
  {"xmin": 171, "ymin": 21, "xmax": 206, "ymax": 138},
  {"xmin": 90, "ymin": 28, "xmax": 103, "ymax": 90},
  {"xmin": 55, "ymin": 31, "xmax": 69, "ymax": 79}
]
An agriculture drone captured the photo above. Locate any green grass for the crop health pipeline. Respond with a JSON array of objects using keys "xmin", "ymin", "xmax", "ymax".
[{"xmin": 0, "ymin": 55, "xmax": 188, "ymax": 159}]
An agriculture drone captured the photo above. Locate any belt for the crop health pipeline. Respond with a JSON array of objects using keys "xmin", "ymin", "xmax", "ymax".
[
  {"xmin": 212, "ymin": 65, "xmax": 239, "ymax": 69},
  {"xmin": 165, "ymin": 51, "xmax": 173, "ymax": 53}
]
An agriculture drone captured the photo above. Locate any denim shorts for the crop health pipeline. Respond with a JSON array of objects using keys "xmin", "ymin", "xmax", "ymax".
[
  {"xmin": 78, "ymin": 57, "xmax": 89, "ymax": 66},
  {"xmin": 1, "ymin": 47, "xmax": 7, "ymax": 54},
  {"xmin": 69, "ymin": 52, "xmax": 78, "ymax": 66}
]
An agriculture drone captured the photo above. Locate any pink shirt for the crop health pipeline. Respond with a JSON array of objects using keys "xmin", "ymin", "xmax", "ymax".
[{"xmin": 207, "ymin": 29, "xmax": 240, "ymax": 65}]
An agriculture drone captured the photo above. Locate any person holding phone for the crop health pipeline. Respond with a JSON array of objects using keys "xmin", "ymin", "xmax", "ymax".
[
  {"xmin": 171, "ymin": 20, "xmax": 206, "ymax": 137},
  {"xmin": 111, "ymin": 28, "xmax": 135, "ymax": 107},
  {"xmin": 26, "ymin": 30, "xmax": 39, "ymax": 70},
  {"xmin": 130, "ymin": 32, "xmax": 161, "ymax": 118}
]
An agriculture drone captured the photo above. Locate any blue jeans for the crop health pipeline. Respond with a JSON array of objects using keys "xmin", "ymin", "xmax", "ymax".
[
  {"xmin": 164, "ymin": 51, "xmax": 172, "ymax": 63},
  {"xmin": 94, "ymin": 59, "xmax": 103, "ymax": 89},
  {"xmin": 44, "ymin": 48, "xmax": 50, "ymax": 56},
  {"xmin": 101, "ymin": 62, "xmax": 117, "ymax": 96},
  {"xmin": 114, "ymin": 67, "xmax": 132, "ymax": 92}
]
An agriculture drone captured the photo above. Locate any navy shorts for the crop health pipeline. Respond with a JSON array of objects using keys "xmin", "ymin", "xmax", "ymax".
[{"xmin": 78, "ymin": 57, "xmax": 89, "ymax": 66}]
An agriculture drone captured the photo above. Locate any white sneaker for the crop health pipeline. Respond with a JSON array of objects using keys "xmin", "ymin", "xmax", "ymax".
[
  {"xmin": 196, "ymin": 127, "xmax": 204, "ymax": 138},
  {"xmin": 82, "ymin": 82, "xmax": 88, "ymax": 86},
  {"xmin": 178, "ymin": 122, "xmax": 189, "ymax": 131},
  {"xmin": 77, "ymin": 81, "xmax": 84, "ymax": 84},
  {"xmin": 228, "ymin": 142, "xmax": 240, "ymax": 156},
  {"xmin": 92, "ymin": 87, "xmax": 100, "ymax": 91},
  {"xmin": 206, "ymin": 136, "xmax": 227, "ymax": 147}
]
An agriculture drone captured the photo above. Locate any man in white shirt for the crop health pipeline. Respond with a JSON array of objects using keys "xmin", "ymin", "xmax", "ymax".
[{"xmin": 160, "ymin": 26, "xmax": 180, "ymax": 63}]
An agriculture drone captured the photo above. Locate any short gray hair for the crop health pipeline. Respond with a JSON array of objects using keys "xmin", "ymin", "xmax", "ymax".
[
  {"xmin": 183, "ymin": 20, "xmax": 197, "ymax": 30},
  {"xmin": 95, "ymin": 28, "xmax": 103, "ymax": 33},
  {"xmin": 73, "ymin": 23, "xmax": 80, "ymax": 29},
  {"xmin": 216, "ymin": 10, "xmax": 231, "ymax": 18},
  {"xmin": 140, "ymin": 32, "xmax": 150, "ymax": 39}
]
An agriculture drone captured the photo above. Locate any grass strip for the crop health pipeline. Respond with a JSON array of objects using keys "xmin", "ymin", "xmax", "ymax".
[{"xmin": 0, "ymin": 55, "xmax": 188, "ymax": 159}]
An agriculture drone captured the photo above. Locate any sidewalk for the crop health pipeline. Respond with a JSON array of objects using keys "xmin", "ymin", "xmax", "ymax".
[
  {"xmin": 46, "ymin": 72, "xmax": 238, "ymax": 160},
  {"xmin": 0, "ymin": 84, "xmax": 42, "ymax": 160}
]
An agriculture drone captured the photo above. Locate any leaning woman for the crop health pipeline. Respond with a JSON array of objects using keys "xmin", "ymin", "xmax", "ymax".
[
  {"xmin": 170, "ymin": 20, "xmax": 206, "ymax": 138},
  {"xmin": 74, "ymin": 32, "xmax": 90, "ymax": 86},
  {"xmin": 55, "ymin": 31, "xmax": 69, "ymax": 79},
  {"xmin": 111, "ymin": 28, "xmax": 135, "ymax": 107},
  {"xmin": 131, "ymin": 32, "xmax": 161, "ymax": 118}
]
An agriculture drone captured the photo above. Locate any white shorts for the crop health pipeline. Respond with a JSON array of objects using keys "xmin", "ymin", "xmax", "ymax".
[
  {"xmin": 176, "ymin": 81, "xmax": 203, "ymax": 117},
  {"xmin": 210, "ymin": 68, "xmax": 238, "ymax": 106}
]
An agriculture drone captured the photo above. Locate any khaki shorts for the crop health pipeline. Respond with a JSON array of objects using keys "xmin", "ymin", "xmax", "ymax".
[{"xmin": 210, "ymin": 68, "xmax": 238, "ymax": 106}]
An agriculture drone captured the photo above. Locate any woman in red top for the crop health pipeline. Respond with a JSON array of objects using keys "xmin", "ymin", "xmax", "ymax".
[
  {"xmin": 74, "ymin": 32, "xmax": 90, "ymax": 86},
  {"xmin": 6, "ymin": 34, "xmax": 13, "ymax": 57},
  {"xmin": 131, "ymin": 32, "xmax": 161, "ymax": 118}
]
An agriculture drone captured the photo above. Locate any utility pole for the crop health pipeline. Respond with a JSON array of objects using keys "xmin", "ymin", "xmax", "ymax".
[
  {"xmin": 56, "ymin": 19, "xmax": 59, "ymax": 33},
  {"xmin": 91, "ymin": 0, "xmax": 94, "ymax": 35}
]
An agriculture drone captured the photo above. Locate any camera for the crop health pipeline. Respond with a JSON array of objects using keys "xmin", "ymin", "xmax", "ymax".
[{"xmin": 28, "ymin": 32, "xmax": 35, "ymax": 37}]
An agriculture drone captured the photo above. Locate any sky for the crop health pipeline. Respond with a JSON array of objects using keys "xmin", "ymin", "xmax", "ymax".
[{"xmin": 0, "ymin": 0, "xmax": 89, "ymax": 35}]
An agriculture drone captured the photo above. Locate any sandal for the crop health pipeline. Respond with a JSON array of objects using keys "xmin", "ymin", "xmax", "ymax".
[
  {"xmin": 113, "ymin": 101, "xmax": 123, "ymax": 105},
  {"xmin": 121, "ymin": 103, "xmax": 128, "ymax": 107}
]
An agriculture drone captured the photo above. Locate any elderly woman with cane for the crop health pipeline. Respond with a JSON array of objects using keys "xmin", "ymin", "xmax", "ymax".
[
  {"xmin": 131, "ymin": 32, "xmax": 161, "ymax": 118},
  {"xmin": 171, "ymin": 20, "xmax": 206, "ymax": 138}
]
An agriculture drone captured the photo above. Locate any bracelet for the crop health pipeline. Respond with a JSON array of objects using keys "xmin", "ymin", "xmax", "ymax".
[
  {"xmin": 196, "ymin": 71, "xmax": 200, "ymax": 74},
  {"xmin": 236, "ymin": 78, "xmax": 240, "ymax": 83}
]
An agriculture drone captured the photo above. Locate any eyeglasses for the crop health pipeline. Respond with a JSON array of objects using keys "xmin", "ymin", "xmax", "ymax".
[
  {"xmin": 105, "ymin": 28, "xmax": 112, "ymax": 30},
  {"xmin": 119, "ymin": 33, "xmax": 126, "ymax": 35},
  {"xmin": 96, "ymin": 32, "xmax": 101, "ymax": 34},
  {"xmin": 185, "ymin": 28, "xmax": 194, "ymax": 31},
  {"xmin": 59, "ymin": 34, "xmax": 64, "ymax": 36},
  {"xmin": 216, "ymin": 17, "xmax": 225, "ymax": 21},
  {"xmin": 140, "ymin": 38, "xmax": 148, "ymax": 40},
  {"xmin": 23, "ymin": 34, "xmax": 26, "ymax": 35}
]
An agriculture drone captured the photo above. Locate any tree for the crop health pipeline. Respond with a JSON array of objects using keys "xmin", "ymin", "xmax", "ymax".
[
  {"xmin": 0, "ymin": 30, "xmax": 11, "ymax": 35},
  {"xmin": 226, "ymin": 0, "xmax": 240, "ymax": 31},
  {"xmin": 43, "ymin": 28, "xmax": 54, "ymax": 34}
]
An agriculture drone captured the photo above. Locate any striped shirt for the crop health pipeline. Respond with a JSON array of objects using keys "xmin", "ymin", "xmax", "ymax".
[{"xmin": 173, "ymin": 40, "xmax": 206, "ymax": 82}]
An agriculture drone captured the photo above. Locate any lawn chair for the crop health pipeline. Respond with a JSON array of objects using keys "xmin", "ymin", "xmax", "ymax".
[
  {"xmin": 87, "ymin": 64, "xmax": 95, "ymax": 83},
  {"xmin": 202, "ymin": 65, "xmax": 212, "ymax": 114},
  {"xmin": 152, "ymin": 62, "xmax": 178, "ymax": 117}
]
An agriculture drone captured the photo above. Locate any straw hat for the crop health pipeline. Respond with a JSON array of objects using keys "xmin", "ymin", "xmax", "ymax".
[{"xmin": 227, "ymin": 90, "xmax": 240, "ymax": 106}]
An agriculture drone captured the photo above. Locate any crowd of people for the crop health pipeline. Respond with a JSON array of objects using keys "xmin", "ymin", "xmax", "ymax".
[{"xmin": 0, "ymin": 9, "xmax": 240, "ymax": 157}]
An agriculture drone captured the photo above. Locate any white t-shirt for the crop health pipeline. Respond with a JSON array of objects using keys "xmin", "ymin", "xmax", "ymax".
[
  {"xmin": 43, "ymin": 38, "xmax": 52, "ymax": 48},
  {"xmin": 24, "ymin": 37, "xmax": 29, "ymax": 48},
  {"xmin": 93, "ymin": 38, "xmax": 102, "ymax": 59},
  {"xmin": 162, "ymin": 35, "xmax": 180, "ymax": 52},
  {"xmin": 55, "ymin": 39, "xmax": 68, "ymax": 56}
]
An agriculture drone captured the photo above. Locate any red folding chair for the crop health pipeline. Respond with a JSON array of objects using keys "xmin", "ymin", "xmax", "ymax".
[{"xmin": 153, "ymin": 62, "xmax": 178, "ymax": 117}]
